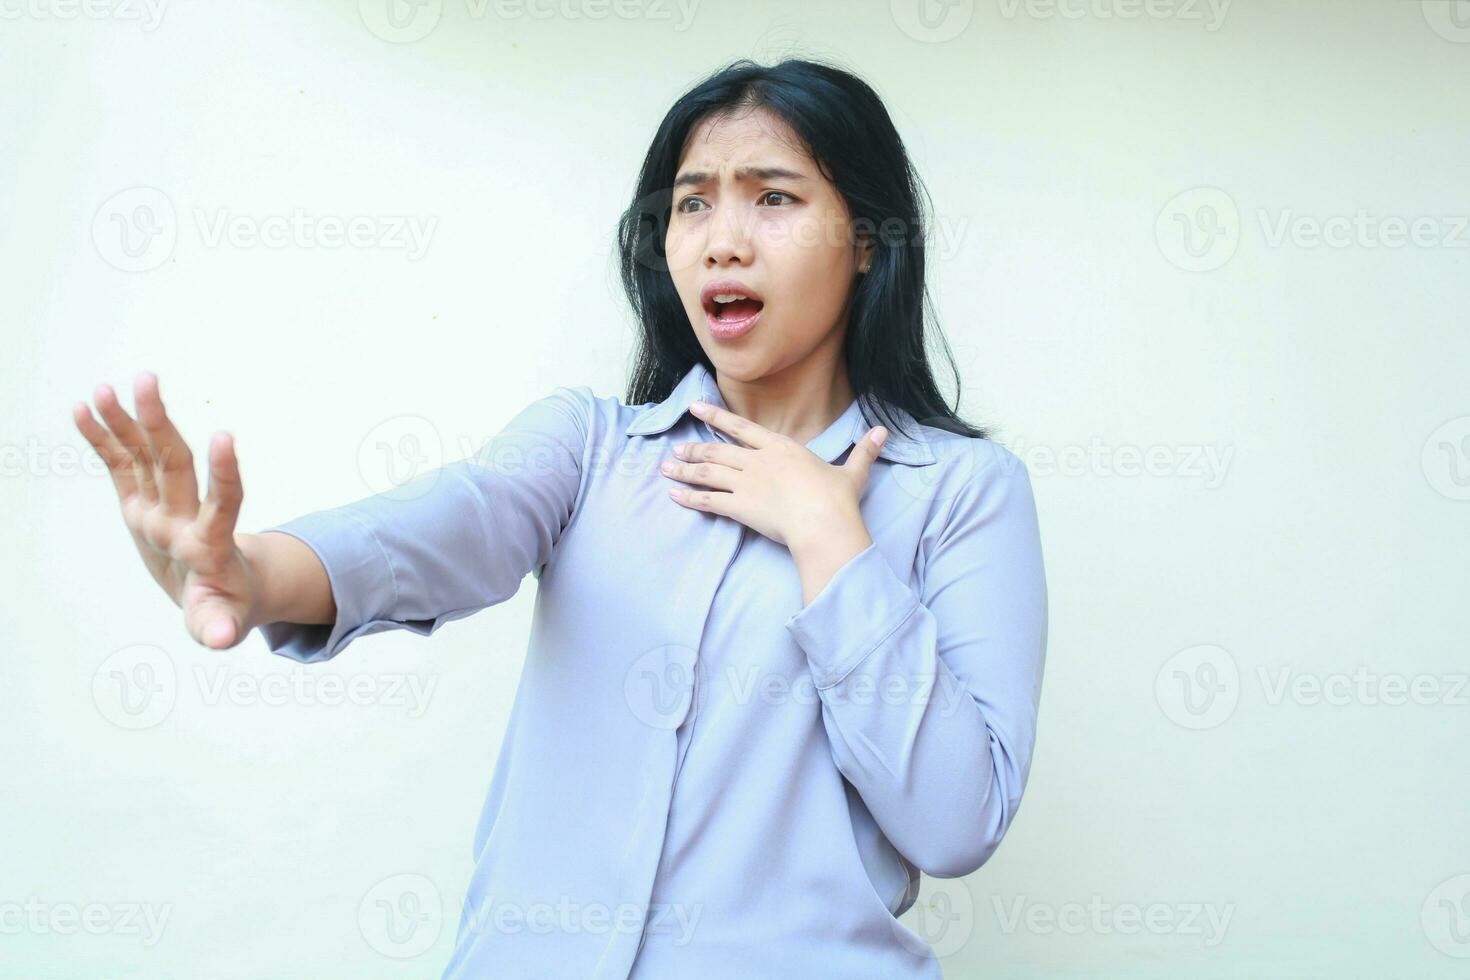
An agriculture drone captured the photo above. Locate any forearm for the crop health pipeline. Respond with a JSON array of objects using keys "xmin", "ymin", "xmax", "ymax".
[
  {"xmin": 235, "ymin": 530, "xmax": 336, "ymax": 631},
  {"xmin": 782, "ymin": 449, "xmax": 1049, "ymax": 879},
  {"xmin": 811, "ymin": 592, "xmax": 1014, "ymax": 878},
  {"xmin": 787, "ymin": 511, "xmax": 871, "ymax": 605},
  {"xmin": 785, "ymin": 541, "xmax": 1035, "ymax": 878}
]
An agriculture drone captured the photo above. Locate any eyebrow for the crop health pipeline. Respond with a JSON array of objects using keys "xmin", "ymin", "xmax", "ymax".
[{"xmin": 672, "ymin": 165, "xmax": 809, "ymax": 190}]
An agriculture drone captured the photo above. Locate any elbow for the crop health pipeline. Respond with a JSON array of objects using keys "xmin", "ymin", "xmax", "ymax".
[
  {"xmin": 911, "ymin": 789, "xmax": 1022, "ymax": 879},
  {"xmin": 891, "ymin": 716, "xmax": 1039, "ymax": 878},
  {"xmin": 913, "ymin": 829, "xmax": 1003, "ymax": 880}
]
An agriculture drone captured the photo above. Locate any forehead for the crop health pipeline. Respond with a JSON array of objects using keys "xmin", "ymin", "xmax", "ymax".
[{"xmin": 677, "ymin": 106, "xmax": 810, "ymax": 168}]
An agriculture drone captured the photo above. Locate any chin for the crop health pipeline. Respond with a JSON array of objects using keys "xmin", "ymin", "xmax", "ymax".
[{"xmin": 701, "ymin": 350, "xmax": 770, "ymax": 382}]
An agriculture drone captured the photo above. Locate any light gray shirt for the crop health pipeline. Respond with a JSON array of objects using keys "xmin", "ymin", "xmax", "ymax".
[{"xmin": 260, "ymin": 359, "xmax": 1049, "ymax": 979}]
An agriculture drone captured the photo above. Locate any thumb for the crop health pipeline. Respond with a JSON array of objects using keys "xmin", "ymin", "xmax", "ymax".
[
  {"xmin": 188, "ymin": 598, "xmax": 243, "ymax": 650},
  {"xmin": 203, "ymin": 617, "xmax": 238, "ymax": 650},
  {"xmin": 844, "ymin": 426, "xmax": 887, "ymax": 481}
]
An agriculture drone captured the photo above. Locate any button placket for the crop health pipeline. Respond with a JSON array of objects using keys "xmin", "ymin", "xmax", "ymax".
[{"xmin": 614, "ymin": 441, "xmax": 748, "ymax": 980}]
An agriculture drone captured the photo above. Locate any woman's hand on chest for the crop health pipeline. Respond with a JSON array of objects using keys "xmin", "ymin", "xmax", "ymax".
[{"xmin": 659, "ymin": 399, "xmax": 888, "ymax": 554}]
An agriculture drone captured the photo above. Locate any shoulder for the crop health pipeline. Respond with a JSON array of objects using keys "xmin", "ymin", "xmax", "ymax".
[
  {"xmin": 924, "ymin": 426, "xmax": 1027, "ymax": 477},
  {"xmin": 531, "ymin": 383, "xmax": 657, "ymax": 447},
  {"xmin": 903, "ymin": 420, "xmax": 1033, "ymax": 495},
  {"xmin": 898, "ymin": 423, "xmax": 1038, "ymax": 544}
]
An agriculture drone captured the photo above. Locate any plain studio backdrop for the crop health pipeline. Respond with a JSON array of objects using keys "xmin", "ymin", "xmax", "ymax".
[{"xmin": 3, "ymin": 1, "xmax": 1466, "ymax": 977}]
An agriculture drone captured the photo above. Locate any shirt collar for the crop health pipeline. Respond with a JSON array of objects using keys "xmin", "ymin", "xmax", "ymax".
[{"xmin": 625, "ymin": 361, "xmax": 937, "ymax": 466}]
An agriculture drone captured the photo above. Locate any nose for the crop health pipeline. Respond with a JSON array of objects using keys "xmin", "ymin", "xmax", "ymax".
[{"xmin": 702, "ymin": 199, "xmax": 755, "ymax": 268}]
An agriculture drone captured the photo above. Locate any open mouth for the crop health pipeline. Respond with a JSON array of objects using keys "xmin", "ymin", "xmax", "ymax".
[
  {"xmin": 700, "ymin": 281, "xmax": 766, "ymax": 338},
  {"xmin": 710, "ymin": 295, "xmax": 765, "ymax": 322},
  {"xmin": 705, "ymin": 296, "xmax": 764, "ymax": 338}
]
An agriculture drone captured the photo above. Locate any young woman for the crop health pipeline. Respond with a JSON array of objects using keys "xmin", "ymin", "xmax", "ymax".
[{"xmin": 74, "ymin": 58, "xmax": 1048, "ymax": 980}]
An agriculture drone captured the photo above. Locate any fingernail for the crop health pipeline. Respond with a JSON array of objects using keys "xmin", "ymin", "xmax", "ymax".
[{"xmin": 870, "ymin": 427, "xmax": 888, "ymax": 447}]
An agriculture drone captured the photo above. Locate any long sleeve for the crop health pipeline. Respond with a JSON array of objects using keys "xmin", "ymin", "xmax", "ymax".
[
  {"xmin": 257, "ymin": 385, "xmax": 593, "ymax": 664},
  {"xmin": 783, "ymin": 444, "xmax": 1048, "ymax": 879}
]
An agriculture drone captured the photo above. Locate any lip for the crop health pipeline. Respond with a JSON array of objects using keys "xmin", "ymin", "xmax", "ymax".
[
  {"xmin": 706, "ymin": 304, "xmax": 761, "ymax": 340},
  {"xmin": 700, "ymin": 278, "xmax": 765, "ymax": 342}
]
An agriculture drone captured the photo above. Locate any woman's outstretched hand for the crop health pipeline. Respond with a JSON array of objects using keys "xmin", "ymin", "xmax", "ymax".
[{"xmin": 72, "ymin": 371, "xmax": 261, "ymax": 650}]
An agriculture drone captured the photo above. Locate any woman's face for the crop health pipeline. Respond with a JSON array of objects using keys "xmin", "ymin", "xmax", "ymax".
[{"xmin": 664, "ymin": 105, "xmax": 871, "ymax": 382}]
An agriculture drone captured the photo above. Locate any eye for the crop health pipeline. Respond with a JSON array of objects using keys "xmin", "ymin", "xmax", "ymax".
[{"xmin": 675, "ymin": 191, "xmax": 795, "ymax": 214}]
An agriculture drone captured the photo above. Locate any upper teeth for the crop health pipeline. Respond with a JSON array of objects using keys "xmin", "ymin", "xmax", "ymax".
[{"xmin": 712, "ymin": 292, "xmax": 748, "ymax": 304}]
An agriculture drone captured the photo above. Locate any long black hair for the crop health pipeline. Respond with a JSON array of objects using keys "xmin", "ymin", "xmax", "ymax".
[{"xmin": 615, "ymin": 55, "xmax": 989, "ymax": 442}]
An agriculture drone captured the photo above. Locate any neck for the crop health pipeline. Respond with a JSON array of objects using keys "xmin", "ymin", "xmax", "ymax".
[{"xmin": 713, "ymin": 347, "xmax": 855, "ymax": 447}]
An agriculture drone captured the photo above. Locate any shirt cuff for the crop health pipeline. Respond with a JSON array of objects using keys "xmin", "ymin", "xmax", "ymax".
[
  {"xmin": 255, "ymin": 508, "xmax": 398, "ymax": 664},
  {"xmin": 784, "ymin": 541, "xmax": 922, "ymax": 690}
]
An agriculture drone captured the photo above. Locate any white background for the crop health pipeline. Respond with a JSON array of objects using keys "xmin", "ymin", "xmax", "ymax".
[{"xmin": 3, "ymin": 1, "xmax": 1468, "ymax": 977}]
